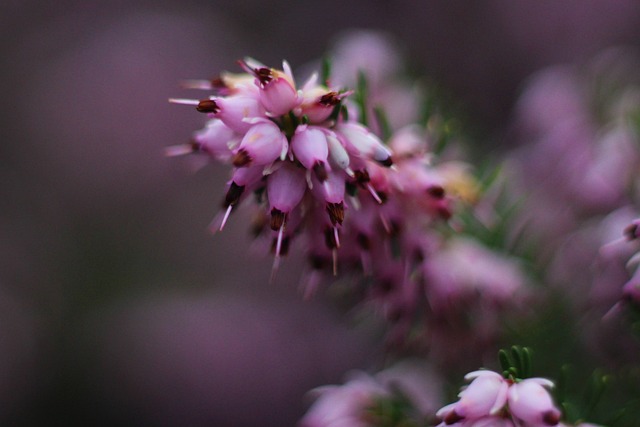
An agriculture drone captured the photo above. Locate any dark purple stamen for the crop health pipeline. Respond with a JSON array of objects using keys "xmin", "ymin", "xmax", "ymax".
[
  {"xmin": 196, "ymin": 99, "xmax": 219, "ymax": 113},
  {"xmin": 232, "ymin": 149, "xmax": 252, "ymax": 167},
  {"xmin": 312, "ymin": 161, "xmax": 328, "ymax": 182},
  {"xmin": 255, "ymin": 67, "xmax": 273, "ymax": 86},
  {"xmin": 376, "ymin": 156, "xmax": 394, "ymax": 167},
  {"xmin": 326, "ymin": 202, "xmax": 345, "ymax": 225},
  {"xmin": 223, "ymin": 182, "xmax": 245, "ymax": 208},
  {"xmin": 324, "ymin": 227, "xmax": 339, "ymax": 249},
  {"xmin": 427, "ymin": 185, "xmax": 446, "ymax": 199},
  {"xmin": 270, "ymin": 208, "xmax": 287, "ymax": 231},
  {"xmin": 319, "ymin": 92, "xmax": 341, "ymax": 106}
]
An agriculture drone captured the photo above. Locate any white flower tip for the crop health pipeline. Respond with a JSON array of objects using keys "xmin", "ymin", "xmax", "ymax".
[
  {"xmin": 282, "ymin": 60, "xmax": 294, "ymax": 81},
  {"xmin": 242, "ymin": 116, "xmax": 267, "ymax": 124},
  {"xmin": 526, "ymin": 378, "xmax": 555, "ymax": 389},
  {"xmin": 302, "ymin": 72, "xmax": 319, "ymax": 91},
  {"xmin": 464, "ymin": 370, "xmax": 500, "ymax": 381},
  {"xmin": 243, "ymin": 56, "xmax": 265, "ymax": 69}
]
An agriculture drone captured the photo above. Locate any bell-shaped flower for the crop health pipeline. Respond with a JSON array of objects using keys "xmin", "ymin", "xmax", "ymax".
[
  {"xmin": 242, "ymin": 58, "xmax": 300, "ymax": 116},
  {"xmin": 322, "ymin": 172, "xmax": 346, "ymax": 227},
  {"xmin": 216, "ymin": 164, "xmax": 266, "ymax": 231},
  {"xmin": 436, "ymin": 370, "xmax": 508, "ymax": 424},
  {"xmin": 267, "ymin": 162, "xmax": 307, "ymax": 231},
  {"xmin": 388, "ymin": 125, "xmax": 429, "ymax": 159},
  {"xmin": 299, "ymin": 373, "xmax": 389, "ymax": 427},
  {"xmin": 292, "ymin": 125, "xmax": 330, "ymax": 182},
  {"xmin": 224, "ymin": 164, "xmax": 265, "ymax": 206},
  {"xmin": 233, "ymin": 121, "xmax": 288, "ymax": 167},
  {"xmin": 298, "ymin": 80, "xmax": 349, "ymax": 123},
  {"xmin": 207, "ymin": 96, "xmax": 265, "ymax": 134},
  {"xmin": 266, "ymin": 162, "xmax": 307, "ymax": 266},
  {"xmin": 192, "ymin": 120, "xmax": 237, "ymax": 161},
  {"xmin": 326, "ymin": 131, "xmax": 351, "ymax": 173},
  {"xmin": 507, "ymin": 378, "xmax": 561, "ymax": 426},
  {"xmin": 336, "ymin": 122, "xmax": 393, "ymax": 167}
]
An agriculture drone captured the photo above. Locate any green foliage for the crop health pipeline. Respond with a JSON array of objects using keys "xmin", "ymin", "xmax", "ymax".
[
  {"xmin": 365, "ymin": 393, "xmax": 427, "ymax": 427},
  {"xmin": 355, "ymin": 70, "xmax": 369, "ymax": 126},
  {"xmin": 321, "ymin": 56, "xmax": 332, "ymax": 86},
  {"xmin": 498, "ymin": 345, "xmax": 533, "ymax": 380}
]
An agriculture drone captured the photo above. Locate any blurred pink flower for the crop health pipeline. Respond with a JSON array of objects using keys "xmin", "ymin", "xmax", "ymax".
[{"xmin": 300, "ymin": 361, "xmax": 442, "ymax": 427}]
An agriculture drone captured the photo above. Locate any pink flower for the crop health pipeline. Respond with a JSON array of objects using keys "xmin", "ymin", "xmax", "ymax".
[
  {"xmin": 298, "ymin": 86, "xmax": 347, "ymax": 124},
  {"xmin": 424, "ymin": 237, "xmax": 526, "ymax": 308},
  {"xmin": 437, "ymin": 370, "xmax": 563, "ymax": 427},
  {"xmin": 267, "ymin": 163, "xmax": 307, "ymax": 230},
  {"xmin": 299, "ymin": 363, "xmax": 442, "ymax": 427},
  {"xmin": 291, "ymin": 125, "xmax": 330, "ymax": 181},
  {"xmin": 298, "ymin": 373, "xmax": 389, "ymax": 427},
  {"xmin": 436, "ymin": 370, "xmax": 509, "ymax": 424},
  {"xmin": 336, "ymin": 122, "xmax": 393, "ymax": 167},
  {"xmin": 241, "ymin": 58, "xmax": 300, "ymax": 116},
  {"xmin": 232, "ymin": 120, "xmax": 288, "ymax": 167},
  {"xmin": 507, "ymin": 378, "xmax": 561, "ymax": 426},
  {"xmin": 204, "ymin": 95, "xmax": 265, "ymax": 134}
]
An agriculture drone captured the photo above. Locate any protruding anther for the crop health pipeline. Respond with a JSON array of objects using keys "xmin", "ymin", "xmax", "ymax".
[
  {"xmin": 376, "ymin": 156, "xmax": 394, "ymax": 167},
  {"xmin": 224, "ymin": 182, "xmax": 245, "ymax": 208},
  {"xmin": 319, "ymin": 92, "xmax": 341, "ymax": 106},
  {"xmin": 443, "ymin": 410, "xmax": 464, "ymax": 425},
  {"xmin": 542, "ymin": 410, "xmax": 560, "ymax": 426},
  {"xmin": 270, "ymin": 208, "xmax": 287, "ymax": 231},
  {"xmin": 326, "ymin": 202, "xmax": 344, "ymax": 226},
  {"xmin": 427, "ymin": 185, "xmax": 446, "ymax": 199},
  {"xmin": 196, "ymin": 99, "xmax": 220, "ymax": 113},
  {"xmin": 232, "ymin": 149, "xmax": 252, "ymax": 167},
  {"xmin": 312, "ymin": 161, "xmax": 328, "ymax": 182},
  {"xmin": 255, "ymin": 67, "xmax": 273, "ymax": 86}
]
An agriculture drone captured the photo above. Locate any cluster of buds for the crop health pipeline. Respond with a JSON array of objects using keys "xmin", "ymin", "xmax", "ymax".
[
  {"xmin": 168, "ymin": 58, "xmax": 452, "ymax": 281},
  {"xmin": 435, "ymin": 370, "xmax": 562, "ymax": 427}
]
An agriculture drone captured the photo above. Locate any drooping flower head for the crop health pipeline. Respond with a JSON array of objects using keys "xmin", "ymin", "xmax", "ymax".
[
  {"xmin": 168, "ymin": 50, "xmax": 532, "ymax": 359},
  {"xmin": 166, "ymin": 57, "xmax": 459, "ymax": 284}
]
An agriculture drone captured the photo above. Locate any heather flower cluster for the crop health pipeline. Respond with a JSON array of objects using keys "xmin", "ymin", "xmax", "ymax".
[
  {"xmin": 435, "ymin": 370, "xmax": 561, "ymax": 427},
  {"xmin": 165, "ymin": 32, "xmax": 638, "ymax": 427},
  {"xmin": 168, "ymin": 57, "xmax": 434, "ymax": 281},
  {"xmin": 169, "ymin": 49, "xmax": 531, "ymax": 360}
]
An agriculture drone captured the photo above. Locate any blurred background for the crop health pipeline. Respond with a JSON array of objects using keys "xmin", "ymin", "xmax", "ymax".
[{"xmin": 3, "ymin": 1, "xmax": 640, "ymax": 425}]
